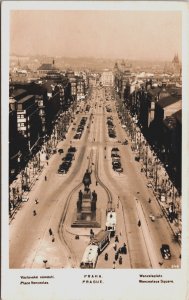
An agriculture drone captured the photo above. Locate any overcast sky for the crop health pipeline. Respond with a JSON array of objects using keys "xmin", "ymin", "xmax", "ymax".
[{"xmin": 10, "ymin": 10, "xmax": 182, "ymax": 61}]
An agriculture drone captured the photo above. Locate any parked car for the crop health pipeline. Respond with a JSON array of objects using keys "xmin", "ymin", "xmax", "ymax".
[
  {"xmin": 62, "ymin": 153, "xmax": 74, "ymax": 162},
  {"xmin": 58, "ymin": 161, "xmax": 71, "ymax": 174},
  {"xmin": 114, "ymin": 166, "xmax": 123, "ymax": 173},
  {"xmin": 107, "ymin": 120, "xmax": 114, "ymax": 126},
  {"xmin": 58, "ymin": 148, "xmax": 64, "ymax": 154},
  {"xmin": 160, "ymin": 244, "xmax": 171, "ymax": 259},
  {"xmin": 109, "ymin": 132, "xmax": 116, "ymax": 138},
  {"xmin": 111, "ymin": 153, "xmax": 120, "ymax": 158},
  {"xmin": 112, "ymin": 161, "xmax": 122, "ymax": 169},
  {"xmin": 68, "ymin": 146, "xmax": 77, "ymax": 153},
  {"xmin": 112, "ymin": 147, "xmax": 119, "ymax": 152},
  {"xmin": 112, "ymin": 158, "xmax": 121, "ymax": 164},
  {"xmin": 74, "ymin": 132, "xmax": 81, "ymax": 139}
]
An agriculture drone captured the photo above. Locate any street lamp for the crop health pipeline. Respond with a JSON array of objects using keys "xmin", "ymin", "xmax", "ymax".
[
  {"xmin": 145, "ymin": 143, "xmax": 148, "ymax": 177},
  {"xmin": 43, "ymin": 259, "xmax": 48, "ymax": 268}
]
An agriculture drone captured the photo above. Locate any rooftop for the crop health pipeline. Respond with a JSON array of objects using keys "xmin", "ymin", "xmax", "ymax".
[
  {"xmin": 11, "ymin": 88, "xmax": 27, "ymax": 98},
  {"xmin": 158, "ymin": 95, "xmax": 181, "ymax": 109},
  {"xmin": 38, "ymin": 64, "xmax": 58, "ymax": 71},
  {"xmin": 17, "ymin": 94, "xmax": 35, "ymax": 104},
  {"xmin": 172, "ymin": 109, "xmax": 182, "ymax": 124}
]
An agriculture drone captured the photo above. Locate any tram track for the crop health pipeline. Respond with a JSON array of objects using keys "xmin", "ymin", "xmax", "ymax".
[
  {"xmin": 57, "ymin": 149, "xmax": 94, "ymax": 268},
  {"xmin": 100, "ymin": 98, "xmax": 134, "ymax": 268},
  {"xmin": 110, "ymin": 98, "xmax": 154, "ymax": 268}
]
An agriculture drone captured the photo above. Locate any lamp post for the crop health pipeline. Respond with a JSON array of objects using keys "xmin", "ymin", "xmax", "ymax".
[
  {"xmin": 145, "ymin": 143, "xmax": 148, "ymax": 177},
  {"xmin": 43, "ymin": 259, "xmax": 48, "ymax": 269},
  {"xmin": 154, "ymin": 158, "xmax": 158, "ymax": 192}
]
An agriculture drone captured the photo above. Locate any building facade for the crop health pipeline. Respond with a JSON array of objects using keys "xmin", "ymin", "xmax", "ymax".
[
  {"xmin": 101, "ymin": 70, "xmax": 114, "ymax": 87},
  {"xmin": 17, "ymin": 94, "xmax": 42, "ymax": 151}
]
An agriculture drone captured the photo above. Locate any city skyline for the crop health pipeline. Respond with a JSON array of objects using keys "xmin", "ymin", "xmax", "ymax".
[{"xmin": 10, "ymin": 10, "xmax": 182, "ymax": 61}]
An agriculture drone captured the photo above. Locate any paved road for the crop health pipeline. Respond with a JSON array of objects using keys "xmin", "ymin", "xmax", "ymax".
[{"xmin": 9, "ymin": 86, "xmax": 181, "ymax": 269}]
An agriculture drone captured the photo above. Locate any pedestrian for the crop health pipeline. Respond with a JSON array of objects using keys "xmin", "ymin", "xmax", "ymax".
[
  {"xmin": 119, "ymin": 256, "xmax": 122, "ymax": 264},
  {"xmin": 96, "ymin": 181, "xmax": 98, "ymax": 186},
  {"xmin": 115, "ymin": 235, "xmax": 119, "ymax": 243},
  {"xmin": 113, "ymin": 243, "xmax": 117, "ymax": 251},
  {"xmin": 115, "ymin": 251, "xmax": 119, "ymax": 261},
  {"xmin": 148, "ymin": 198, "xmax": 151, "ymax": 203},
  {"xmin": 35, "ymin": 199, "xmax": 38, "ymax": 204},
  {"xmin": 46, "ymin": 161, "xmax": 48, "ymax": 165},
  {"xmin": 113, "ymin": 261, "xmax": 116, "ymax": 269},
  {"xmin": 122, "ymin": 243, "xmax": 127, "ymax": 254},
  {"xmin": 138, "ymin": 220, "xmax": 141, "ymax": 227},
  {"xmin": 104, "ymin": 253, "xmax": 108, "ymax": 261},
  {"xmin": 45, "ymin": 175, "xmax": 47, "ymax": 181},
  {"xmin": 49, "ymin": 228, "xmax": 53, "ymax": 235},
  {"xmin": 33, "ymin": 210, "xmax": 36, "ymax": 216}
]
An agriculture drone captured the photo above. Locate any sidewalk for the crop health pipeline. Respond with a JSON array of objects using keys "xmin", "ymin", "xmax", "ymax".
[
  {"xmin": 9, "ymin": 115, "xmax": 73, "ymax": 221},
  {"xmin": 122, "ymin": 114, "xmax": 182, "ymax": 244}
]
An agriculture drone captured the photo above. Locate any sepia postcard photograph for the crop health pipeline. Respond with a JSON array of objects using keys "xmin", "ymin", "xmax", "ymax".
[{"xmin": 1, "ymin": 1, "xmax": 189, "ymax": 300}]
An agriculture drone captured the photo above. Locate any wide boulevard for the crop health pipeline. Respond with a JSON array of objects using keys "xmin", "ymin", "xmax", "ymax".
[{"xmin": 9, "ymin": 86, "xmax": 181, "ymax": 269}]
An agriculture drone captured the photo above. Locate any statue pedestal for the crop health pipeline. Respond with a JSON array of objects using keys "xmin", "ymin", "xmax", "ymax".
[
  {"xmin": 71, "ymin": 208, "xmax": 101, "ymax": 228},
  {"xmin": 72, "ymin": 182, "xmax": 100, "ymax": 228}
]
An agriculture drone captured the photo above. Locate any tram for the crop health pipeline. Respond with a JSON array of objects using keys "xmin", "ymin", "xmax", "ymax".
[
  {"xmin": 80, "ymin": 245, "xmax": 99, "ymax": 269},
  {"xmin": 90, "ymin": 230, "xmax": 111, "ymax": 253},
  {"xmin": 106, "ymin": 210, "xmax": 116, "ymax": 236}
]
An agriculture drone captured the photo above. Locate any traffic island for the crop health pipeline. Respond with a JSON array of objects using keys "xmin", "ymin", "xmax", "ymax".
[{"xmin": 71, "ymin": 169, "xmax": 101, "ymax": 228}]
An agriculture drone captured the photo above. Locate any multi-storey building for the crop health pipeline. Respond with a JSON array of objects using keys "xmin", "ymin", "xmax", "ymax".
[
  {"xmin": 17, "ymin": 94, "xmax": 41, "ymax": 151},
  {"xmin": 101, "ymin": 70, "xmax": 114, "ymax": 87},
  {"xmin": 37, "ymin": 60, "xmax": 59, "ymax": 77},
  {"xmin": 9, "ymin": 98, "xmax": 20, "ymax": 175},
  {"xmin": 76, "ymin": 76, "xmax": 85, "ymax": 100}
]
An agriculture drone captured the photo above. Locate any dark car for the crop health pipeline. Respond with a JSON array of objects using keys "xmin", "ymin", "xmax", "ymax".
[
  {"xmin": 77, "ymin": 126, "xmax": 84, "ymax": 132},
  {"xmin": 160, "ymin": 244, "xmax": 171, "ymax": 260},
  {"xmin": 113, "ymin": 163, "xmax": 123, "ymax": 172},
  {"xmin": 112, "ymin": 147, "xmax": 119, "ymax": 152},
  {"xmin": 63, "ymin": 153, "xmax": 74, "ymax": 162},
  {"xmin": 112, "ymin": 161, "xmax": 121, "ymax": 168},
  {"xmin": 109, "ymin": 132, "xmax": 116, "ymax": 138},
  {"xmin": 58, "ymin": 148, "xmax": 64, "ymax": 154},
  {"xmin": 111, "ymin": 153, "xmax": 120, "ymax": 158},
  {"xmin": 58, "ymin": 161, "xmax": 71, "ymax": 174},
  {"xmin": 114, "ymin": 166, "xmax": 123, "ymax": 173},
  {"xmin": 68, "ymin": 146, "xmax": 77, "ymax": 153},
  {"xmin": 107, "ymin": 120, "xmax": 114, "ymax": 126},
  {"xmin": 74, "ymin": 132, "xmax": 81, "ymax": 139}
]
